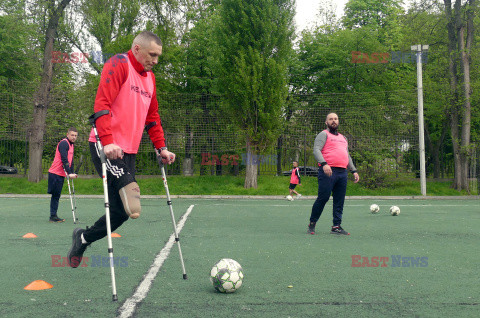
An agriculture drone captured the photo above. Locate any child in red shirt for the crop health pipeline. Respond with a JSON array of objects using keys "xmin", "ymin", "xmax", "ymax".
[{"xmin": 288, "ymin": 161, "xmax": 302, "ymax": 198}]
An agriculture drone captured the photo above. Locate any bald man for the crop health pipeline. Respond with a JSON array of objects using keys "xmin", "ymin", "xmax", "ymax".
[
  {"xmin": 68, "ymin": 31, "xmax": 176, "ymax": 268},
  {"xmin": 307, "ymin": 113, "xmax": 359, "ymax": 235}
]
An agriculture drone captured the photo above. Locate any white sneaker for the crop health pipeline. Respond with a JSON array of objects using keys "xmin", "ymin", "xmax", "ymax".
[{"xmin": 297, "ymin": 194, "xmax": 302, "ymax": 198}]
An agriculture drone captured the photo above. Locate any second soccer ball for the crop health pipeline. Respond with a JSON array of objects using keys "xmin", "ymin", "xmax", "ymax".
[{"xmin": 390, "ymin": 206, "xmax": 401, "ymax": 216}]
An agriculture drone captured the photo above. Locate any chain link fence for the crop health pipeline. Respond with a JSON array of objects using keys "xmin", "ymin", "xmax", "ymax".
[{"xmin": 1, "ymin": 80, "xmax": 477, "ymax": 193}]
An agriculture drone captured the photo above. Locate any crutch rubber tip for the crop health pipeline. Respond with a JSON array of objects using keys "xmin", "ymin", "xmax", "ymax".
[
  {"xmin": 112, "ymin": 294, "xmax": 118, "ymax": 302},
  {"xmin": 183, "ymin": 274, "xmax": 188, "ymax": 280}
]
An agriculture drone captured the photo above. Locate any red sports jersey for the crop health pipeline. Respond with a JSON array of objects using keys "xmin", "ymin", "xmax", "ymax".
[
  {"xmin": 48, "ymin": 138, "xmax": 74, "ymax": 176},
  {"xmin": 290, "ymin": 167, "xmax": 300, "ymax": 184},
  {"xmin": 88, "ymin": 50, "xmax": 165, "ymax": 152}
]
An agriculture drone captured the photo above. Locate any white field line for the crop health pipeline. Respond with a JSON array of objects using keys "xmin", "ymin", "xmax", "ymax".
[
  {"xmin": 211, "ymin": 203, "xmax": 479, "ymax": 207},
  {"xmin": 117, "ymin": 204, "xmax": 194, "ymax": 318}
]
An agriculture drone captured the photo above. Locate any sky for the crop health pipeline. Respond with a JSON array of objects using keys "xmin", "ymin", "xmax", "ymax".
[{"xmin": 295, "ymin": 0, "xmax": 348, "ymax": 31}]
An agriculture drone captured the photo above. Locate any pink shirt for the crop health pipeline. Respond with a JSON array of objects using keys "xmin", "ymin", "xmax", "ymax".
[
  {"xmin": 89, "ymin": 54, "xmax": 154, "ymax": 153},
  {"xmin": 290, "ymin": 167, "xmax": 300, "ymax": 184},
  {"xmin": 321, "ymin": 130, "xmax": 349, "ymax": 168},
  {"xmin": 48, "ymin": 138, "xmax": 74, "ymax": 176}
]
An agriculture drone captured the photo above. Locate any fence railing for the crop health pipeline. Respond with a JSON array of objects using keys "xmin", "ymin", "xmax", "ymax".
[{"xmin": 0, "ymin": 82, "xmax": 474, "ymax": 188}]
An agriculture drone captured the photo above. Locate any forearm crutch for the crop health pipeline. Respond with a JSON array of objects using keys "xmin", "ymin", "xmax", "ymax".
[
  {"xmin": 89, "ymin": 111, "xmax": 118, "ymax": 301},
  {"xmin": 63, "ymin": 168, "xmax": 78, "ymax": 224},
  {"xmin": 156, "ymin": 149, "xmax": 187, "ymax": 280}
]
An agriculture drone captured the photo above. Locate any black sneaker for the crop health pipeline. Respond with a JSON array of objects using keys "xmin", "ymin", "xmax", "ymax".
[
  {"xmin": 49, "ymin": 216, "xmax": 65, "ymax": 223},
  {"xmin": 330, "ymin": 225, "xmax": 350, "ymax": 235},
  {"xmin": 307, "ymin": 222, "xmax": 316, "ymax": 235},
  {"xmin": 67, "ymin": 228, "xmax": 90, "ymax": 268}
]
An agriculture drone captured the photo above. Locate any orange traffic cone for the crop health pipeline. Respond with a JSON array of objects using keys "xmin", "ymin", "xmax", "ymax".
[
  {"xmin": 22, "ymin": 233, "xmax": 38, "ymax": 238},
  {"xmin": 24, "ymin": 280, "xmax": 53, "ymax": 290},
  {"xmin": 111, "ymin": 232, "xmax": 122, "ymax": 238}
]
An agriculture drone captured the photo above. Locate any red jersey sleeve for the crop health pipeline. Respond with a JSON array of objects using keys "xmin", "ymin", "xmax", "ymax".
[
  {"xmin": 93, "ymin": 54, "xmax": 129, "ymax": 146},
  {"xmin": 145, "ymin": 73, "xmax": 166, "ymax": 149}
]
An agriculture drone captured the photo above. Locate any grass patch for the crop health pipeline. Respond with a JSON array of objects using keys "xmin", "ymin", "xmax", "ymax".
[{"xmin": 0, "ymin": 175, "xmax": 474, "ymax": 196}]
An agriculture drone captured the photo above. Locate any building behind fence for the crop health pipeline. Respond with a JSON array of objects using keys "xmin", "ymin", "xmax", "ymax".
[{"xmin": 0, "ymin": 80, "xmax": 478, "ymax": 193}]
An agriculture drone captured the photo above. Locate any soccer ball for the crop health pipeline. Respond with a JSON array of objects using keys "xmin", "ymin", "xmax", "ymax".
[
  {"xmin": 370, "ymin": 204, "xmax": 380, "ymax": 214},
  {"xmin": 390, "ymin": 206, "xmax": 401, "ymax": 216},
  {"xmin": 286, "ymin": 195, "xmax": 294, "ymax": 201},
  {"xmin": 210, "ymin": 258, "xmax": 244, "ymax": 293}
]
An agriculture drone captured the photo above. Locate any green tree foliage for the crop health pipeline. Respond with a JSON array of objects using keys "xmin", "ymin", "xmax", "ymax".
[
  {"xmin": 343, "ymin": 0, "xmax": 404, "ymax": 31},
  {"xmin": 291, "ymin": 0, "xmax": 479, "ymax": 190},
  {"xmin": 0, "ymin": 7, "xmax": 39, "ymax": 83},
  {"xmin": 216, "ymin": 0, "xmax": 295, "ymax": 187}
]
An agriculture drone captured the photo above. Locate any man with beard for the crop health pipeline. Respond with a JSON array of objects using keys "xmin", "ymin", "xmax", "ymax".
[{"xmin": 307, "ymin": 113, "xmax": 359, "ymax": 235}]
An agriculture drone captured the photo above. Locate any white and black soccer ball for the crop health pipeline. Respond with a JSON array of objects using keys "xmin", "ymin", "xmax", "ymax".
[
  {"xmin": 286, "ymin": 195, "xmax": 294, "ymax": 201},
  {"xmin": 210, "ymin": 258, "xmax": 244, "ymax": 293},
  {"xmin": 390, "ymin": 205, "xmax": 401, "ymax": 216},
  {"xmin": 370, "ymin": 204, "xmax": 380, "ymax": 214}
]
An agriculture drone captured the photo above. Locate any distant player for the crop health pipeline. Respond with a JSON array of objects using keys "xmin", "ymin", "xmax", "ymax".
[
  {"xmin": 288, "ymin": 161, "xmax": 302, "ymax": 198},
  {"xmin": 308, "ymin": 113, "xmax": 359, "ymax": 235},
  {"xmin": 47, "ymin": 127, "xmax": 78, "ymax": 222}
]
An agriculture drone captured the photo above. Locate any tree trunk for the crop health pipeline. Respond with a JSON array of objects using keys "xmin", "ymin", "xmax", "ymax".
[
  {"xmin": 444, "ymin": 0, "xmax": 462, "ymax": 189},
  {"xmin": 244, "ymin": 137, "xmax": 258, "ymax": 189},
  {"xmin": 434, "ymin": 128, "xmax": 447, "ymax": 179},
  {"xmin": 183, "ymin": 125, "xmax": 194, "ymax": 176},
  {"xmin": 28, "ymin": 0, "xmax": 72, "ymax": 182},
  {"xmin": 459, "ymin": 0, "xmax": 474, "ymax": 192},
  {"xmin": 276, "ymin": 136, "xmax": 283, "ymax": 176}
]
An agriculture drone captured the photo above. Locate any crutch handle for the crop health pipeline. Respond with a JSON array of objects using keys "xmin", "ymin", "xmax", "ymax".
[
  {"xmin": 155, "ymin": 148, "xmax": 165, "ymax": 168},
  {"xmin": 89, "ymin": 112, "xmax": 110, "ymax": 164}
]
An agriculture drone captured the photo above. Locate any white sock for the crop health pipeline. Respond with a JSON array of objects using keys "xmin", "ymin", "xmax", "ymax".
[{"xmin": 81, "ymin": 233, "xmax": 88, "ymax": 244}]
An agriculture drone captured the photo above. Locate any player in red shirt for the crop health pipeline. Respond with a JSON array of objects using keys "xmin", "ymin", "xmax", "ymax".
[
  {"xmin": 68, "ymin": 31, "xmax": 175, "ymax": 267},
  {"xmin": 288, "ymin": 161, "xmax": 302, "ymax": 198},
  {"xmin": 47, "ymin": 127, "xmax": 78, "ymax": 222}
]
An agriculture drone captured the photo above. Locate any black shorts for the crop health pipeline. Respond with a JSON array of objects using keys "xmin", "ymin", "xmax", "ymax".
[
  {"xmin": 47, "ymin": 172, "xmax": 65, "ymax": 195},
  {"xmin": 89, "ymin": 142, "xmax": 136, "ymax": 192},
  {"xmin": 289, "ymin": 183, "xmax": 297, "ymax": 190}
]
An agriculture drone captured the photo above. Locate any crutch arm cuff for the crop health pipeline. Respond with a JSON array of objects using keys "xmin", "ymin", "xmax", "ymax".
[
  {"xmin": 145, "ymin": 121, "xmax": 157, "ymax": 132},
  {"xmin": 88, "ymin": 110, "xmax": 110, "ymax": 125}
]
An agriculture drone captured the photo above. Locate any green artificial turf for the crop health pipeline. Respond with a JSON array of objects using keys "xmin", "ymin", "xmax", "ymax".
[{"xmin": 1, "ymin": 197, "xmax": 478, "ymax": 317}]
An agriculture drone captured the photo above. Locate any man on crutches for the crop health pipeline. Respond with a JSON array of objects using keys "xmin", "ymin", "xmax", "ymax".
[
  {"xmin": 67, "ymin": 31, "xmax": 175, "ymax": 301},
  {"xmin": 47, "ymin": 127, "xmax": 78, "ymax": 223}
]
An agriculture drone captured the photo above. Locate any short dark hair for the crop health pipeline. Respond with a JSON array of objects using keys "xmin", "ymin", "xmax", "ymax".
[
  {"xmin": 133, "ymin": 31, "xmax": 162, "ymax": 47},
  {"xmin": 67, "ymin": 127, "xmax": 77, "ymax": 133}
]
